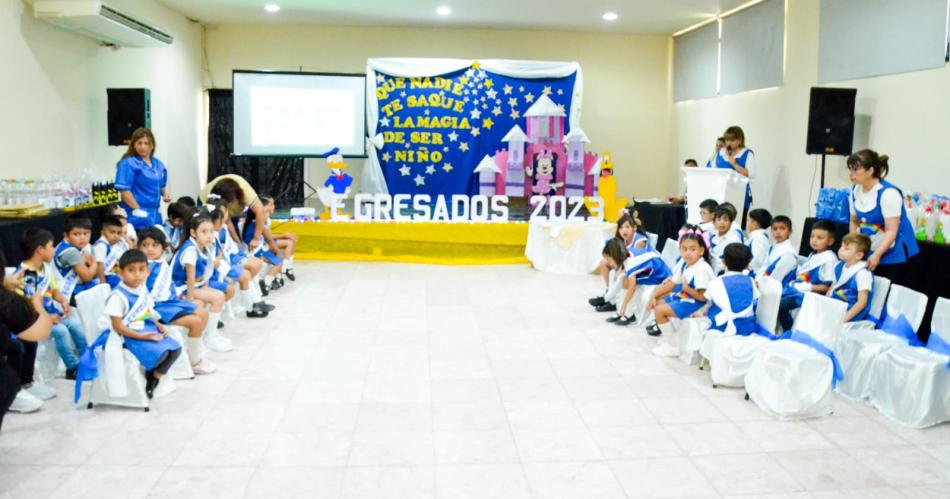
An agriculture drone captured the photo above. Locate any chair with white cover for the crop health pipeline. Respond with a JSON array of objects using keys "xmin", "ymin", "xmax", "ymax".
[
  {"xmin": 74, "ymin": 284, "xmax": 150, "ymax": 411},
  {"xmin": 836, "ymin": 283, "xmax": 926, "ymax": 401},
  {"xmin": 646, "ymin": 232, "xmax": 659, "ymax": 250},
  {"xmin": 706, "ymin": 275, "xmax": 782, "ymax": 388},
  {"xmin": 163, "ymin": 325, "xmax": 194, "ymax": 381},
  {"xmin": 677, "ymin": 316, "xmax": 711, "ymax": 366},
  {"xmin": 660, "ymin": 238, "xmax": 679, "ymax": 270},
  {"xmin": 864, "ymin": 297, "xmax": 950, "ymax": 428},
  {"xmin": 745, "ymin": 292, "xmax": 848, "ymax": 419},
  {"xmin": 842, "ymin": 275, "xmax": 891, "ymax": 331}
]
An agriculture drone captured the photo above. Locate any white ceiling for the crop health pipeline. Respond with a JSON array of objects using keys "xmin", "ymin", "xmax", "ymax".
[{"xmin": 156, "ymin": 0, "xmax": 751, "ymax": 34}]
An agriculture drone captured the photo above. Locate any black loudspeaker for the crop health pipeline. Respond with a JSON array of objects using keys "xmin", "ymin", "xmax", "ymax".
[
  {"xmin": 107, "ymin": 88, "xmax": 151, "ymax": 146},
  {"xmin": 806, "ymin": 87, "xmax": 856, "ymax": 156}
]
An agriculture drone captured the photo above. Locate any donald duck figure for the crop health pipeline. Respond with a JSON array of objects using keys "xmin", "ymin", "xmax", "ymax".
[{"xmin": 316, "ymin": 148, "xmax": 353, "ymax": 221}]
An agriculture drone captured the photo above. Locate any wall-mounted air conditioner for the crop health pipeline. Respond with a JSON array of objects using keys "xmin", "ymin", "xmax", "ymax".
[{"xmin": 32, "ymin": 1, "xmax": 173, "ymax": 48}]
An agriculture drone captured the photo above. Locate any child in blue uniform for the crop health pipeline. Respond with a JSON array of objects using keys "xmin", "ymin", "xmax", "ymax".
[
  {"xmin": 210, "ymin": 203, "xmax": 268, "ymax": 319},
  {"xmin": 171, "ymin": 211, "xmax": 232, "ymax": 353},
  {"xmin": 760, "ymin": 215, "xmax": 798, "ymax": 288},
  {"xmin": 54, "ymin": 214, "xmax": 99, "ymax": 305},
  {"xmin": 92, "ymin": 216, "xmax": 129, "ymax": 289},
  {"xmin": 704, "ymin": 243, "xmax": 760, "ymax": 337},
  {"xmin": 162, "ymin": 202, "xmax": 186, "ymax": 251},
  {"xmin": 647, "ymin": 226, "xmax": 717, "ymax": 357},
  {"xmin": 698, "ymin": 199, "xmax": 718, "ymax": 234},
  {"xmin": 601, "ymin": 239, "xmax": 672, "ymax": 326},
  {"xmin": 823, "ymin": 233, "xmax": 874, "ymax": 322},
  {"xmin": 709, "ymin": 206, "xmax": 744, "ymax": 275},
  {"xmin": 104, "ymin": 250, "xmax": 182, "ymax": 398},
  {"xmin": 137, "ymin": 228, "xmax": 216, "ymax": 375},
  {"xmin": 777, "ymin": 220, "xmax": 838, "ymax": 332},
  {"xmin": 745, "ymin": 209, "xmax": 772, "ymax": 276},
  {"xmin": 589, "ymin": 212, "xmax": 651, "ymax": 311},
  {"xmin": 242, "ymin": 203, "xmax": 285, "ymax": 293},
  {"xmin": 261, "ymin": 195, "xmax": 299, "ymax": 281}
]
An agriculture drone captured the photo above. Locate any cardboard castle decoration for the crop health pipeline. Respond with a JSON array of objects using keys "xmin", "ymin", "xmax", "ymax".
[{"xmin": 476, "ymin": 94, "xmax": 600, "ymax": 198}]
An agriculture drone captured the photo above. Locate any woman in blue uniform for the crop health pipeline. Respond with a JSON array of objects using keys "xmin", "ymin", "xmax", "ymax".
[
  {"xmin": 115, "ymin": 128, "xmax": 171, "ymax": 230},
  {"xmin": 846, "ymin": 149, "xmax": 919, "ymax": 283},
  {"xmin": 711, "ymin": 126, "xmax": 755, "ymax": 228}
]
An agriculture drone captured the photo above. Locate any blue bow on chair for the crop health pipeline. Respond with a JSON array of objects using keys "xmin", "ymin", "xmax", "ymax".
[
  {"xmin": 877, "ymin": 311, "xmax": 923, "ymax": 347},
  {"xmin": 925, "ymin": 333, "xmax": 950, "ymax": 368},
  {"xmin": 73, "ymin": 331, "xmax": 109, "ymax": 403},
  {"xmin": 778, "ymin": 329, "xmax": 844, "ymax": 388}
]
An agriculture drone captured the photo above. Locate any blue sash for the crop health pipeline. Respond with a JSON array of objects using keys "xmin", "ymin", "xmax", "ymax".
[
  {"xmin": 73, "ymin": 330, "xmax": 109, "ymax": 403},
  {"xmin": 778, "ymin": 329, "xmax": 844, "ymax": 388},
  {"xmin": 924, "ymin": 333, "xmax": 950, "ymax": 368},
  {"xmin": 876, "ymin": 310, "xmax": 923, "ymax": 347}
]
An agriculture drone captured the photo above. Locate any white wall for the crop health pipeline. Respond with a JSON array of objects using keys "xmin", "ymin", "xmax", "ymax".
[
  {"xmin": 671, "ymin": 0, "xmax": 950, "ymax": 246},
  {"xmin": 0, "ymin": 0, "xmax": 203, "ymax": 201},
  {"xmin": 203, "ymin": 23, "xmax": 673, "ymax": 201}
]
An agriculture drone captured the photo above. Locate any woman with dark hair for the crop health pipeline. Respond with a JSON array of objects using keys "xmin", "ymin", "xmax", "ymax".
[
  {"xmin": 0, "ymin": 254, "xmax": 54, "ymax": 425},
  {"xmin": 199, "ymin": 175, "xmax": 280, "ymax": 263},
  {"xmin": 115, "ymin": 127, "xmax": 171, "ymax": 230},
  {"xmin": 846, "ymin": 149, "xmax": 919, "ymax": 282},
  {"xmin": 711, "ymin": 126, "xmax": 755, "ymax": 228}
]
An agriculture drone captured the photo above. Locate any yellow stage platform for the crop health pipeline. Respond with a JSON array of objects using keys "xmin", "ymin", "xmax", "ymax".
[{"xmin": 270, "ymin": 221, "xmax": 530, "ymax": 265}]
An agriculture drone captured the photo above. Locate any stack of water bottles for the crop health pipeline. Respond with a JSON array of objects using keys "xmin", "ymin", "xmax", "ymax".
[{"xmin": 0, "ymin": 171, "xmax": 119, "ymax": 212}]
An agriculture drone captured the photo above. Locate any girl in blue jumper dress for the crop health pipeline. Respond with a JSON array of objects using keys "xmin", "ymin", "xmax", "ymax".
[
  {"xmin": 589, "ymin": 212, "xmax": 651, "ymax": 311},
  {"xmin": 601, "ymin": 238, "xmax": 672, "ymax": 326}
]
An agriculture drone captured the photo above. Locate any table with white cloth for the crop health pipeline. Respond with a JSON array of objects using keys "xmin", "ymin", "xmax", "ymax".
[{"xmin": 525, "ymin": 219, "xmax": 614, "ymax": 275}]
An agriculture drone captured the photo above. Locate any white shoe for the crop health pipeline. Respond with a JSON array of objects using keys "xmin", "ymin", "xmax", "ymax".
[
  {"xmin": 191, "ymin": 358, "xmax": 217, "ymax": 375},
  {"xmin": 25, "ymin": 383, "xmax": 56, "ymax": 401},
  {"xmin": 651, "ymin": 342, "xmax": 681, "ymax": 357},
  {"xmin": 203, "ymin": 332, "xmax": 233, "ymax": 353},
  {"xmin": 9, "ymin": 390, "xmax": 43, "ymax": 413}
]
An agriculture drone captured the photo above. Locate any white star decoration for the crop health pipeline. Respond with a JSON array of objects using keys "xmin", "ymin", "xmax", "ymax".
[
  {"xmin": 486, "ymin": 88, "xmax": 498, "ymax": 99},
  {"xmin": 400, "ymin": 91, "xmax": 407, "ymax": 97},
  {"xmin": 492, "ymin": 106, "xmax": 502, "ymax": 116},
  {"xmin": 442, "ymin": 162, "xmax": 453, "ymax": 173},
  {"xmin": 524, "ymin": 92, "xmax": 535, "ymax": 103},
  {"xmin": 375, "ymin": 74, "xmax": 385, "ymax": 83},
  {"xmin": 542, "ymin": 86, "xmax": 553, "ymax": 95},
  {"xmin": 557, "ymin": 88, "xmax": 564, "ymax": 95},
  {"xmin": 414, "ymin": 174, "xmax": 425, "ymax": 186},
  {"xmin": 503, "ymin": 84, "xmax": 513, "ymax": 95},
  {"xmin": 508, "ymin": 97, "xmax": 518, "ymax": 107},
  {"xmin": 425, "ymin": 164, "xmax": 436, "ymax": 175},
  {"xmin": 424, "ymin": 109, "xmax": 430, "ymax": 116},
  {"xmin": 443, "ymin": 146, "xmax": 449, "ymax": 152},
  {"xmin": 471, "ymin": 127, "xmax": 480, "ymax": 137},
  {"xmin": 379, "ymin": 116, "xmax": 390, "ymax": 127},
  {"xmin": 399, "ymin": 164, "xmax": 411, "ymax": 176},
  {"xmin": 510, "ymin": 109, "xmax": 520, "ymax": 119},
  {"xmin": 459, "ymin": 142, "xmax": 469, "ymax": 152},
  {"xmin": 470, "ymin": 108, "xmax": 481, "ymax": 120},
  {"xmin": 448, "ymin": 131, "xmax": 459, "ymax": 142},
  {"xmin": 381, "ymin": 152, "xmax": 391, "ymax": 162}
]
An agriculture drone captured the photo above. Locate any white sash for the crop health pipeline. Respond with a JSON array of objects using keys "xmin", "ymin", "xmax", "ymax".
[
  {"xmin": 797, "ymin": 251, "xmax": 836, "ymax": 275},
  {"xmin": 59, "ymin": 269, "xmax": 79, "ymax": 300},
  {"xmin": 99, "ymin": 241, "xmax": 121, "ymax": 275},
  {"xmin": 766, "ymin": 242, "xmax": 795, "ymax": 267},
  {"xmin": 122, "ymin": 288, "xmax": 153, "ymax": 330},
  {"xmin": 829, "ymin": 262, "xmax": 866, "ymax": 294},
  {"xmin": 150, "ymin": 261, "xmax": 173, "ymax": 302}
]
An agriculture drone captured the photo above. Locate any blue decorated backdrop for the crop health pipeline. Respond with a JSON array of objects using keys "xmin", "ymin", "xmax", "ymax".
[{"xmin": 374, "ymin": 64, "xmax": 577, "ymax": 197}]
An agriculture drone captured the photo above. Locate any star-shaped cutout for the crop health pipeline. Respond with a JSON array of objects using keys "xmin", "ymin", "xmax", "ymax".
[
  {"xmin": 424, "ymin": 109, "xmax": 430, "ymax": 116},
  {"xmin": 425, "ymin": 165, "xmax": 436, "ymax": 175},
  {"xmin": 470, "ymin": 108, "xmax": 482, "ymax": 119},
  {"xmin": 471, "ymin": 61, "xmax": 481, "ymax": 70},
  {"xmin": 524, "ymin": 92, "xmax": 535, "ymax": 103},
  {"xmin": 442, "ymin": 162, "xmax": 453, "ymax": 173},
  {"xmin": 518, "ymin": 85, "xmax": 525, "ymax": 92},
  {"xmin": 459, "ymin": 76, "xmax": 469, "ymax": 85},
  {"xmin": 400, "ymin": 91, "xmax": 407, "ymax": 97},
  {"xmin": 508, "ymin": 97, "xmax": 518, "ymax": 107},
  {"xmin": 557, "ymin": 103, "xmax": 566, "ymax": 113},
  {"xmin": 542, "ymin": 86, "xmax": 553, "ymax": 95},
  {"xmin": 381, "ymin": 152, "xmax": 391, "ymax": 162},
  {"xmin": 557, "ymin": 88, "xmax": 564, "ymax": 95},
  {"xmin": 482, "ymin": 103, "xmax": 488, "ymax": 109},
  {"xmin": 482, "ymin": 117, "xmax": 494, "ymax": 130},
  {"xmin": 443, "ymin": 146, "xmax": 449, "ymax": 152},
  {"xmin": 399, "ymin": 164, "xmax": 411, "ymax": 176},
  {"xmin": 484, "ymin": 79, "xmax": 494, "ymax": 88},
  {"xmin": 459, "ymin": 142, "xmax": 469, "ymax": 152},
  {"xmin": 379, "ymin": 116, "xmax": 390, "ymax": 127},
  {"xmin": 492, "ymin": 106, "xmax": 502, "ymax": 116},
  {"xmin": 404, "ymin": 142, "xmax": 411, "ymax": 148},
  {"xmin": 448, "ymin": 131, "xmax": 459, "ymax": 142},
  {"xmin": 464, "ymin": 96, "xmax": 470, "ymax": 102},
  {"xmin": 509, "ymin": 109, "xmax": 521, "ymax": 119},
  {"xmin": 414, "ymin": 174, "xmax": 425, "ymax": 186},
  {"xmin": 486, "ymin": 88, "xmax": 498, "ymax": 99},
  {"xmin": 502, "ymin": 84, "xmax": 513, "ymax": 95},
  {"xmin": 375, "ymin": 74, "xmax": 385, "ymax": 83},
  {"xmin": 471, "ymin": 127, "xmax": 481, "ymax": 137}
]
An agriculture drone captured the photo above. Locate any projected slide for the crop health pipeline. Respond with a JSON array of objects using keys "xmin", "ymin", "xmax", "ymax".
[{"xmin": 233, "ymin": 71, "xmax": 366, "ymax": 157}]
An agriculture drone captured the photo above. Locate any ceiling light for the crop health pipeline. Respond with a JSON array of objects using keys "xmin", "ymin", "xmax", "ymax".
[
  {"xmin": 436, "ymin": 6, "xmax": 451, "ymax": 16},
  {"xmin": 264, "ymin": 4, "xmax": 280, "ymax": 13},
  {"xmin": 603, "ymin": 12, "xmax": 618, "ymax": 21}
]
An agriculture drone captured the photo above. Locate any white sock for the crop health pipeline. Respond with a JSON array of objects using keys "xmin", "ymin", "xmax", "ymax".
[
  {"xmin": 185, "ymin": 337, "xmax": 203, "ymax": 366},
  {"xmin": 205, "ymin": 312, "xmax": 221, "ymax": 336},
  {"xmin": 239, "ymin": 288, "xmax": 254, "ymax": 310},
  {"xmin": 264, "ymin": 275, "xmax": 274, "ymax": 286},
  {"xmin": 658, "ymin": 321, "xmax": 676, "ymax": 345},
  {"xmin": 249, "ymin": 282, "xmax": 263, "ymax": 304}
]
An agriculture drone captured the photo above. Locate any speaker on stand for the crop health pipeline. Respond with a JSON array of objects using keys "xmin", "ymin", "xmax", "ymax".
[{"xmin": 806, "ymin": 87, "xmax": 856, "ymax": 188}]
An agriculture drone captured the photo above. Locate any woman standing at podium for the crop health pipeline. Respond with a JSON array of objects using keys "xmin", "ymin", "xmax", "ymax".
[
  {"xmin": 846, "ymin": 149, "xmax": 919, "ymax": 283},
  {"xmin": 711, "ymin": 126, "xmax": 755, "ymax": 228},
  {"xmin": 115, "ymin": 127, "xmax": 171, "ymax": 230}
]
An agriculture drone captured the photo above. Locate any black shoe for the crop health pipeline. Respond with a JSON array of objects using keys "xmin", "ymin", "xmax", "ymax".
[
  {"xmin": 606, "ymin": 314, "xmax": 622, "ymax": 323},
  {"xmin": 65, "ymin": 367, "xmax": 77, "ymax": 380},
  {"xmin": 270, "ymin": 280, "xmax": 281, "ymax": 291},
  {"xmin": 614, "ymin": 313, "xmax": 637, "ymax": 326},
  {"xmin": 144, "ymin": 371, "xmax": 158, "ymax": 399},
  {"xmin": 259, "ymin": 279, "xmax": 270, "ymax": 297},
  {"xmin": 246, "ymin": 309, "xmax": 269, "ymax": 318},
  {"xmin": 285, "ymin": 269, "xmax": 296, "ymax": 281},
  {"xmin": 254, "ymin": 302, "xmax": 276, "ymax": 312},
  {"xmin": 277, "ymin": 276, "xmax": 285, "ymax": 287},
  {"xmin": 595, "ymin": 303, "xmax": 617, "ymax": 313},
  {"xmin": 588, "ymin": 296, "xmax": 606, "ymax": 307},
  {"xmin": 646, "ymin": 322, "xmax": 662, "ymax": 336},
  {"xmin": 217, "ymin": 321, "xmax": 224, "ymax": 329}
]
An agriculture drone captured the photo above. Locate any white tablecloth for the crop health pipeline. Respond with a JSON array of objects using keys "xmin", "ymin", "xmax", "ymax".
[{"xmin": 525, "ymin": 220, "xmax": 614, "ymax": 275}]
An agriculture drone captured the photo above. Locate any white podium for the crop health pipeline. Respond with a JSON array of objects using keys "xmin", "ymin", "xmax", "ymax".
[{"xmin": 683, "ymin": 167, "xmax": 749, "ymax": 224}]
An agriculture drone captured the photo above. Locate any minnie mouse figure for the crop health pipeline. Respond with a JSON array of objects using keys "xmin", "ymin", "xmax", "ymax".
[{"xmin": 526, "ymin": 150, "xmax": 562, "ymax": 197}]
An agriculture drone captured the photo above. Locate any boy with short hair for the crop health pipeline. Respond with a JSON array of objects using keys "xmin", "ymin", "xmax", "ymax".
[
  {"xmin": 699, "ymin": 198, "xmax": 718, "ymax": 233},
  {"xmin": 777, "ymin": 220, "xmax": 839, "ymax": 331},
  {"xmin": 760, "ymin": 215, "xmax": 798, "ymax": 288},
  {"xmin": 163, "ymin": 202, "xmax": 186, "ymax": 249},
  {"xmin": 54, "ymin": 214, "xmax": 99, "ymax": 304},
  {"xmin": 19, "ymin": 229, "xmax": 89, "ymax": 380},
  {"xmin": 93, "ymin": 216, "xmax": 129, "ymax": 289},
  {"xmin": 824, "ymin": 233, "xmax": 874, "ymax": 322},
  {"xmin": 709, "ymin": 206, "xmax": 743, "ymax": 275},
  {"xmin": 705, "ymin": 243, "xmax": 760, "ymax": 336},
  {"xmin": 745, "ymin": 208, "xmax": 773, "ymax": 275}
]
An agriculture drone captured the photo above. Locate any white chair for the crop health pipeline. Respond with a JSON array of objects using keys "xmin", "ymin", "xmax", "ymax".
[
  {"xmin": 629, "ymin": 285, "xmax": 658, "ymax": 327},
  {"xmin": 677, "ymin": 316, "xmax": 711, "ymax": 366},
  {"xmin": 646, "ymin": 232, "xmax": 659, "ymax": 250},
  {"xmin": 864, "ymin": 297, "xmax": 950, "ymax": 428},
  {"xmin": 842, "ymin": 276, "xmax": 892, "ymax": 330},
  {"xmin": 33, "ymin": 338, "xmax": 65, "ymax": 383},
  {"xmin": 745, "ymin": 293, "xmax": 848, "ymax": 419},
  {"xmin": 706, "ymin": 276, "xmax": 782, "ymax": 388},
  {"xmin": 836, "ymin": 284, "xmax": 926, "ymax": 401},
  {"xmin": 74, "ymin": 284, "xmax": 151, "ymax": 411},
  {"xmin": 164, "ymin": 325, "xmax": 195, "ymax": 381},
  {"xmin": 660, "ymin": 238, "xmax": 679, "ymax": 270}
]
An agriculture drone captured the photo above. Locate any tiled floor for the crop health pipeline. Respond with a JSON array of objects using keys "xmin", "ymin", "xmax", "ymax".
[{"xmin": 2, "ymin": 262, "xmax": 949, "ymax": 498}]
